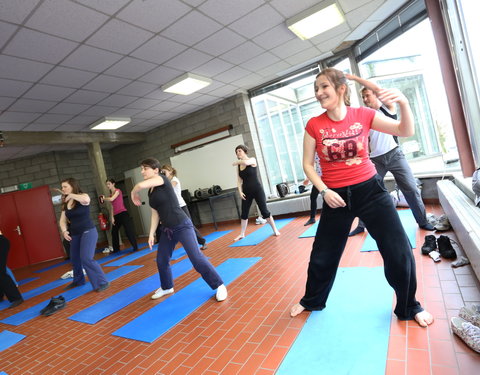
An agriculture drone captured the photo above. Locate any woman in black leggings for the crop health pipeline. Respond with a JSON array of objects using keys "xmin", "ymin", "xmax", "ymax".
[{"xmin": 232, "ymin": 145, "xmax": 280, "ymax": 241}]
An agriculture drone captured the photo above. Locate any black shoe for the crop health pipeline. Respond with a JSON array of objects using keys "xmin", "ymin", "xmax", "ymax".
[
  {"xmin": 421, "ymin": 235, "xmax": 437, "ymax": 255},
  {"xmin": 437, "ymin": 235, "xmax": 457, "ymax": 259},
  {"xmin": 96, "ymin": 282, "xmax": 110, "ymax": 292},
  {"xmin": 63, "ymin": 282, "xmax": 83, "ymax": 290},
  {"xmin": 8, "ymin": 299, "xmax": 24, "ymax": 308},
  {"xmin": 200, "ymin": 243, "xmax": 208, "ymax": 251},
  {"xmin": 41, "ymin": 295, "xmax": 66, "ymax": 316},
  {"xmin": 304, "ymin": 218, "xmax": 316, "ymax": 226},
  {"xmin": 348, "ymin": 226, "xmax": 365, "ymax": 236},
  {"xmin": 419, "ymin": 223, "xmax": 435, "ymax": 231}
]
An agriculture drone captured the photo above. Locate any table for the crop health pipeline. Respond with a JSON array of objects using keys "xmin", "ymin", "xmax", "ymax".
[{"xmin": 189, "ymin": 191, "xmax": 240, "ymax": 230}]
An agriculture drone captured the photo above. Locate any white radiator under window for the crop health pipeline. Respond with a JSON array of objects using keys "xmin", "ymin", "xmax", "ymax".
[{"xmin": 266, "ymin": 194, "xmax": 323, "ymax": 216}]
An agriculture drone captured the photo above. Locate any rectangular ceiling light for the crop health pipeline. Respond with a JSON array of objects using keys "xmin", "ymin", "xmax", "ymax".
[
  {"xmin": 90, "ymin": 117, "xmax": 131, "ymax": 130},
  {"xmin": 161, "ymin": 73, "xmax": 212, "ymax": 95},
  {"xmin": 287, "ymin": 0, "xmax": 345, "ymax": 40}
]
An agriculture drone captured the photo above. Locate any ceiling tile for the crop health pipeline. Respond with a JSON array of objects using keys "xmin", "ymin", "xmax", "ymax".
[
  {"xmin": 256, "ymin": 60, "xmax": 290, "ymax": 78},
  {"xmin": 85, "ymin": 19, "xmax": 154, "ymax": 54},
  {"xmin": 25, "ymin": 0, "xmax": 109, "ymax": 42},
  {"xmin": 48, "ymin": 103, "xmax": 92, "ymax": 115},
  {"xmin": 34, "ymin": 113, "xmax": 73, "ymax": 124},
  {"xmin": 82, "ymin": 74, "xmax": 131, "ymax": 93},
  {"xmin": 239, "ymin": 52, "xmax": 281, "ymax": 72},
  {"xmin": 104, "ymin": 57, "xmax": 157, "ymax": 80},
  {"xmin": 23, "ymin": 123, "xmax": 64, "ymax": 131},
  {"xmin": 107, "ymin": 108, "xmax": 143, "ymax": 117},
  {"xmin": 64, "ymin": 90, "xmax": 110, "ymax": 104},
  {"xmin": 79, "ymin": 105, "xmax": 118, "ymax": 117},
  {"xmin": 40, "ymin": 67, "xmax": 97, "ymax": 88},
  {"xmin": 61, "ymin": 45, "xmax": 123, "ymax": 73},
  {"xmin": 0, "ymin": 78, "xmax": 33, "ymax": 97},
  {"xmin": 195, "ymin": 28, "xmax": 245, "ymax": 56},
  {"xmin": 229, "ymin": 4, "xmax": 284, "ymax": 39},
  {"xmin": 143, "ymin": 89, "xmax": 176, "ymax": 101},
  {"xmin": 221, "ymin": 41, "xmax": 265, "ymax": 64},
  {"xmin": 117, "ymin": 0, "xmax": 190, "ymax": 33},
  {"xmin": 0, "ymin": 1, "xmax": 41, "ymax": 24},
  {"xmin": 98, "ymin": 94, "xmax": 138, "ymax": 107},
  {"xmin": 8, "ymin": 98, "xmax": 57, "ymax": 113},
  {"xmin": 269, "ymin": 0, "xmax": 323, "ymax": 18},
  {"xmin": 163, "ymin": 49, "xmax": 213, "ymax": 71},
  {"xmin": 0, "ymin": 111, "xmax": 41, "ymax": 123},
  {"xmin": 161, "ymin": 10, "xmax": 223, "ymax": 47},
  {"xmin": 252, "ymin": 24, "xmax": 296, "ymax": 50},
  {"xmin": 135, "ymin": 109, "xmax": 164, "ymax": 119},
  {"xmin": 285, "ymin": 47, "xmax": 323, "ymax": 66},
  {"xmin": 194, "ymin": 59, "xmax": 234, "ymax": 77},
  {"xmin": 0, "ymin": 55, "xmax": 53, "ymax": 81},
  {"xmin": 116, "ymin": 81, "xmax": 158, "ymax": 97},
  {"xmin": 199, "ymin": 0, "xmax": 264, "ymax": 25},
  {"xmin": 213, "ymin": 66, "xmax": 251, "ymax": 84},
  {"xmin": 230, "ymin": 72, "xmax": 264, "ymax": 88},
  {"xmin": 3, "ymin": 28, "xmax": 79, "ymax": 64},
  {"xmin": 23, "ymin": 84, "xmax": 76, "ymax": 101},
  {"xmin": 0, "ymin": 96, "xmax": 16, "ymax": 111},
  {"xmin": 149, "ymin": 101, "xmax": 181, "ymax": 112},
  {"xmin": 138, "ymin": 66, "xmax": 183, "ymax": 86},
  {"xmin": 74, "ymin": 0, "xmax": 131, "ymax": 15},
  {"xmin": 125, "ymin": 98, "xmax": 159, "ymax": 110},
  {"xmin": 0, "ymin": 21, "xmax": 17, "ymax": 49},
  {"xmin": 339, "ymin": 0, "xmax": 378, "ymax": 13},
  {"xmin": 62, "ymin": 114, "xmax": 98, "ymax": 125},
  {"xmin": 131, "ymin": 36, "xmax": 187, "ymax": 65},
  {"xmin": 270, "ymin": 38, "xmax": 311, "ymax": 59}
]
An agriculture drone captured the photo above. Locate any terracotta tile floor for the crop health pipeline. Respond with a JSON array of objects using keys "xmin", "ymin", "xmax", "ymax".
[{"xmin": 1, "ymin": 204, "xmax": 480, "ymax": 374}]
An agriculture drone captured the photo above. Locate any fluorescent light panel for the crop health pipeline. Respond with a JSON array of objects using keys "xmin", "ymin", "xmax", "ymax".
[
  {"xmin": 162, "ymin": 73, "xmax": 212, "ymax": 95},
  {"xmin": 90, "ymin": 117, "xmax": 131, "ymax": 130},
  {"xmin": 287, "ymin": 1, "xmax": 345, "ymax": 40}
]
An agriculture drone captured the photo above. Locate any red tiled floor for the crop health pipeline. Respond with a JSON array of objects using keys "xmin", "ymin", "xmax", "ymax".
[{"xmin": 1, "ymin": 204, "xmax": 480, "ymax": 374}]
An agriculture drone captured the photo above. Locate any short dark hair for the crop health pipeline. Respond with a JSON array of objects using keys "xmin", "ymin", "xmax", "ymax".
[
  {"xmin": 140, "ymin": 157, "xmax": 161, "ymax": 171},
  {"xmin": 106, "ymin": 178, "xmax": 116, "ymax": 184},
  {"xmin": 235, "ymin": 144, "xmax": 248, "ymax": 154}
]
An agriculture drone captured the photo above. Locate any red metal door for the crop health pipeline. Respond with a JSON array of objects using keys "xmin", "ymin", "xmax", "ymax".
[
  {"xmin": 0, "ymin": 194, "xmax": 30, "ymax": 269},
  {"xmin": 14, "ymin": 186, "xmax": 64, "ymax": 265}
]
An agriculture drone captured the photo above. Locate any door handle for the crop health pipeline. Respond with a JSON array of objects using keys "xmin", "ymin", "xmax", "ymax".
[{"xmin": 15, "ymin": 225, "xmax": 22, "ymax": 236}]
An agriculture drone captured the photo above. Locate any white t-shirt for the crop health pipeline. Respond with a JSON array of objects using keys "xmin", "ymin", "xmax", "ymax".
[
  {"xmin": 369, "ymin": 105, "xmax": 398, "ymax": 158},
  {"xmin": 171, "ymin": 176, "xmax": 186, "ymax": 207}
]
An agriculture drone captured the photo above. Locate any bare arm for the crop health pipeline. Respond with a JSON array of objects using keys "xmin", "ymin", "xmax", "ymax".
[
  {"xmin": 64, "ymin": 193, "xmax": 90, "ymax": 205},
  {"xmin": 59, "ymin": 211, "xmax": 72, "ymax": 241},
  {"xmin": 232, "ymin": 157, "xmax": 257, "ymax": 167},
  {"xmin": 131, "ymin": 176, "xmax": 164, "ymax": 206},
  {"xmin": 371, "ymin": 89, "xmax": 414, "ymax": 137},
  {"xmin": 148, "ymin": 208, "xmax": 160, "ymax": 249},
  {"xmin": 346, "ymin": 73, "xmax": 396, "ymax": 113},
  {"xmin": 235, "ymin": 167, "xmax": 246, "ymax": 200},
  {"xmin": 104, "ymin": 189, "xmax": 120, "ymax": 202}
]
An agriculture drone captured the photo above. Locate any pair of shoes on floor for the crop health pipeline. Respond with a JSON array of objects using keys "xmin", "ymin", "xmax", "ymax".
[
  {"xmin": 451, "ymin": 304, "xmax": 480, "ymax": 353},
  {"xmin": 348, "ymin": 226, "xmax": 365, "ymax": 237},
  {"xmin": 304, "ymin": 218, "xmax": 316, "ymax": 226},
  {"xmin": 151, "ymin": 287, "xmax": 174, "ymax": 300},
  {"xmin": 216, "ymin": 284, "xmax": 228, "ymax": 302},
  {"xmin": 8, "ymin": 298, "xmax": 24, "ymax": 309},
  {"xmin": 40, "ymin": 295, "xmax": 66, "ymax": 316},
  {"xmin": 421, "ymin": 235, "xmax": 457, "ymax": 259},
  {"xmin": 255, "ymin": 217, "xmax": 267, "ymax": 225},
  {"xmin": 96, "ymin": 282, "xmax": 110, "ymax": 292},
  {"xmin": 426, "ymin": 213, "xmax": 451, "ymax": 231}
]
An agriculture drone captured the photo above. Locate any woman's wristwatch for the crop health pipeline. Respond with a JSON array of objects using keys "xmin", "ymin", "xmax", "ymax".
[{"xmin": 320, "ymin": 188, "xmax": 330, "ymax": 198}]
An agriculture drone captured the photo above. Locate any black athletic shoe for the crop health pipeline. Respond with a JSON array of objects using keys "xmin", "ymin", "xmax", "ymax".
[
  {"xmin": 421, "ymin": 235, "xmax": 437, "ymax": 255},
  {"xmin": 304, "ymin": 218, "xmax": 316, "ymax": 226},
  {"xmin": 96, "ymin": 282, "xmax": 110, "ymax": 292},
  {"xmin": 63, "ymin": 282, "xmax": 84, "ymax": 290},
  {"xmin": 348, "ymin": 226, "xmax": 365, "ymax": 236},
  {"xmin": 41, "ymin": 295, "xmax": 66, "ymax": 316},
  {"xmin": 437, "ymin": 235, "xmax": 457, "ymax": 259},
  {"xmin": 8, "ymin": 299, "xmax": 24, "ymax": 309}
]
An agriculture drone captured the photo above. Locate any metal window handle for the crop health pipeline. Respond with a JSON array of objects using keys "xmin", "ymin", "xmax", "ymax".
[{"xmin": 15, "ymin": 225, "xmax": 22, "ymax": 235}]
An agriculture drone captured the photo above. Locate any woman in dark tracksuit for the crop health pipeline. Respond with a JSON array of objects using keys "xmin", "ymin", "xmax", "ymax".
[
  {"xmin": 0, "ymin": 230, "xmax": 23, "ymax": 308},
  {"xmin": 130, "ymin": 157, "xmax": 227, "ymax": 302},
  {"xmin": 290, "ymin": 68, "xmax": 433, "ymax": 328},
  {"xmin": 60, "ymin": 178, "xmax": 109, "ymax": 292},
  {"xmin": 232, "ymin": 144, "xmax": 280, "ymax": 241}
]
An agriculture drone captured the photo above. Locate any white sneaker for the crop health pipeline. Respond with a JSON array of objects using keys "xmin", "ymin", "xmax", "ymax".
[
  {"xmin": 102, "ymin": 247, "xmax": 111, "ymax": 254},
  {"xmin": 216, "ymin": 284, "xmax": 228, "ymax": 301},
  {"xmin": 255, "ymin": 217, "xmax": 267, "ymax": 225},
  {"xmin": 151, "ymin": 287, "xmax": 174, "ymax": 300}
]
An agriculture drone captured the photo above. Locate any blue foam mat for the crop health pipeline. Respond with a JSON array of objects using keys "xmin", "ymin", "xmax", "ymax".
[
  {"xmin": 69, "ymin": 258, "xmax": 194, "ymax": 324},
  {"xmin": 112, "ymin": 257, "xmax": 261, "ymax": 343},
  {"xmin": 277, "ymin": 267, "xmax": 393, "ymax": 375},
  {"xmin": 299, "ymin": 221, "xmax": 319, "ymax": 238},
  {"xmin": 33, "ymin": 260, "xmax": 70, "ymax": 273},
  {"xmin": 229, "ymin": 218, "xmax": 293, "ymax": 247},
  {"xmin": 361, "ymin": 209, "xmax": 417, "ymax": 252},
  {"xmin": 0, "ymin": 266, "xmax": 141, "ymax": 326},
  {"xmin": 17, "ymin": 277, "xmax": 39, "ymax": 286},
  {"xmin": 0, "ymin": 330, "xmax": 26, "ymax": 352},
  {"xmin": 169, "ymin": 230, "xmax": 233, "ymax": 261}
]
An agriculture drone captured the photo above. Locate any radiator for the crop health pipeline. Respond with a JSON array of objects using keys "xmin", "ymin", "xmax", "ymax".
[{"xmin": 266, "ymin": 194, "xmax": 323, "ymax": 216}]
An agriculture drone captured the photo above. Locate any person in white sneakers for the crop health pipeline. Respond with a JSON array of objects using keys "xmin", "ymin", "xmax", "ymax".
[{"xmin": 131, "ymin": 157, "xmax": 227, "ymax": 302}]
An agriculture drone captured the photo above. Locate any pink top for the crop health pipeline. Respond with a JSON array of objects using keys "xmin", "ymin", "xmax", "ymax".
[
  {"xmin": 305, "ymin": 106, "xmax": 377, "ymax": 188},
  {"xmin": 111, "ymin": 188, "xmax": 127, "ymax": 215}
]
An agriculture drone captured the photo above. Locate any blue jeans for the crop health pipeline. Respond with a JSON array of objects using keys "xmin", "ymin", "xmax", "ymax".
[
  {"xmin": 156, "ymin": 218, "xmax": 223, "ymax": 290},
  {"xmin": 300, "ymin": 175, "xmax": 423, "ymax": 320},
  {"xmin": 70, "ymin": 228, "xmax": 108, "ymax": 290}
]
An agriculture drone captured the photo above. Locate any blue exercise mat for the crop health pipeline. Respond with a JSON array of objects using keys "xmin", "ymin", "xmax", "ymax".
[
  {"xmin": 277, "ymin": 267, "xmax": 393, "ymax": 375},
  {"xmin": 17, "ymin": 277, "xmax": 39, "ymax": 286},
  {"xmin": 104, "ymin": 246, "xmax": 157, "ymax": 267},
  {"xmin": 229, "ymin": 219, "xmax": 294, "ymax": 247},
  {"xmin": 69, "ymin": 258, "xmax": 194, "ymax": 324},
  {"xmin": 360, "ymin": 209, "xmax": 417, "ymax": 252},
  {"xmin": 299, "ymin": 221, "xmax": 319, "ymax": 238},
  {"xmin": 112, "ymin": 257, "xmax": 261, "ymax": 343},
  {"xmin": 0, "ymin": 266, "xmax": 141, "ymax": 326},
  {"xmin": 169, "ymin": 230, "xmax": 233, "ymax": 261},
  {"xmin": 33, "ymin": 260, "xmax": 70, "ymax": 273},
  {"xmin": 0, "ymin": 330, "xmax": 26, "ymax": 352}
]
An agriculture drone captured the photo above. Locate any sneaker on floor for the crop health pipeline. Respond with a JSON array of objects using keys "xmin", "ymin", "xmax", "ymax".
[
  {"xmin": 216, "ymin": 284, "xmax": 228, "ymax": 302},
  {"xmin": 8, "ymin": 299, "xmax": 24, "ymax": 309},
  {"xmin": 437, "ymin": 235, "xmax": 457, "ymax": 259},
  {"xmin": 426, "ymin": 213, "xmax": 438, "ymax": 227},
  {"xmin": 452, "ymin": 256, "xmax": 470, "ymax": 268},
  {"xmin": 435, "ymin": 214, "xmax": 451, "ymax": 231},
  {"xmin": 459, "ymin": 305, "xmax": 480, "ymax": 327},
  {"xmin": 419, "ymin": 223, "xmax": 435, "ymax": 231},
  {"xmin": 41, "ymin": 295, "xmax": 66, "ymax": 316},
  {"xmin": 102, "ymin": 247, "xmax": 111, "ymax": 254},
  {"xmin": 200, "ymin": 243, "xmax": 208, "ymax": 250},
  {"xmin": 421, "ymin": 235, "xmax": 437, "ymax": 255},
  {"xmin": 451, "ymin": 317, "xmax": 480, "ymax": 353},
  {"xmin": 255, "ymin": 217, "xmax": 267, "ymax": 225},
  {"xmin": 304, "ymin": 218, "xmax": 316, "ymax": 226},
  {"xmin": 151, "ymin": 287, "xmax": 174, "ymax": 300},
  {"xmin": 96, "ymin": 282, "xmax": 110, "ymax": 292},
  {"xmin": 429, "ymin": 250, "xmax": 441, "ymax": 262},
  {"xmin": 348, "ymin": 226, "xmax": 365, "ymax": 237}
]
